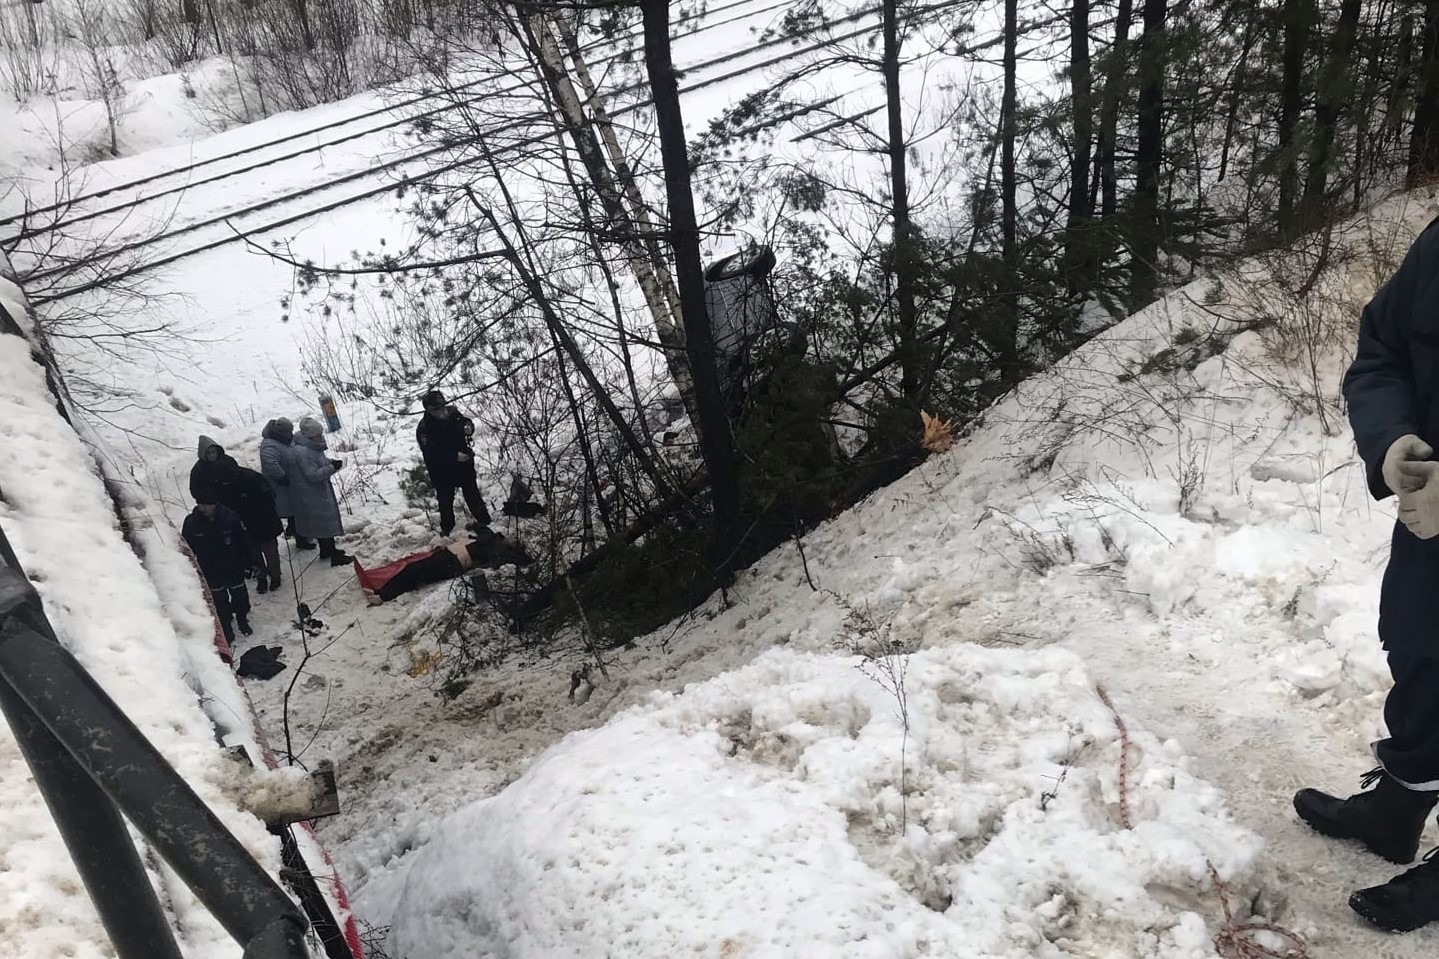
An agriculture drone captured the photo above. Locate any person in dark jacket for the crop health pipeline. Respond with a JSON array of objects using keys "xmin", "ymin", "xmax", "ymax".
[
  {"xmin": 190, "ymin": 436, "xmax": 285, "ymax": 593},
  {"xmin": 260, "ymin": 418, "xmax": 316, "ymax": 551},
  {"xmin": 363, "ymin": 528, "xmax": 532, "ymax": 605},
  {"xmin": 1294, "ymin": 217, "xmax": 1439, "ymax": 932},
  {"xmin": 182, "ymin": 490, "xmax": 253, "ymax": 644},
  {"xmin": 291, "ymin": 417, "xmax": 354, "ymax": 566},
  {"xmin": 417, "ymin": 389, "xmax": 491, "ymax": 537}
]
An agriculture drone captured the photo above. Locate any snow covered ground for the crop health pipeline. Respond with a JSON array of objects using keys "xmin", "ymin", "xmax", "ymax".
[
  {"xmin": 7, "ymin": 3, "xmax": 1439, "ymax": 958},
  {"xmin": 0, "ymin": 285, "xmax": 303, "ymax": 959},
  {"xmin": 163, "ymin": 190, "xmax": 1436, "ymax": 958}
]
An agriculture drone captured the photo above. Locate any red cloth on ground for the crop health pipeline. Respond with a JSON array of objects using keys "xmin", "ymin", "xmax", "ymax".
[{"xmin": 353, "ymin": 548, "xmax": 443, "ymax": 593}]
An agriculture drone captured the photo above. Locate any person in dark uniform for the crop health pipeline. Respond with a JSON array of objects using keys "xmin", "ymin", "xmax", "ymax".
[
  {"xmin": 182, "ymin": 489, "xmax": 253, "ymax": 644},
  {"xmin": 190, "ymin": 436, "xmax": 285, "ymax": 593},
  {"xmin": 1294, "ymin": 217, "xmax": 1439, "ymax": 932},
  {"xmin": 416, "ymin": 389, "xmax": 491, "ymax": 537}
]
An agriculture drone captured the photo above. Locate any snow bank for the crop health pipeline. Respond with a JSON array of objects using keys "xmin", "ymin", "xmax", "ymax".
[
  {"xmin": 384, "ymin": 645, "xmax": 1260, "ymax": 959},
  {"xmin": 0, "ymin": 322, "xmax": 284, "ymax": 958}
]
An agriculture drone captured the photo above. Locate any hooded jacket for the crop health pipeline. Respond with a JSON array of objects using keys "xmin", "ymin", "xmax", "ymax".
[
  {"xmin": 190, "ymin": 435, "xmax": 283, "ymax": 539},
  {"xmin": 190, "ymin": 435, "xmax": 238, "ymax": 499},
  {"xmin": 259, "ymin": 419, "xmax": 296, "ymax": 519}
]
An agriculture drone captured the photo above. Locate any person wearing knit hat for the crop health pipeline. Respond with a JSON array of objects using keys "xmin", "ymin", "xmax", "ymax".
[
  {"xmin": 290, "ymin": 416, "xmax": 354, "ymax": 566},
  {"xmin": 260, "ymin": 417, "xmax": 313, "ymax": 556}
]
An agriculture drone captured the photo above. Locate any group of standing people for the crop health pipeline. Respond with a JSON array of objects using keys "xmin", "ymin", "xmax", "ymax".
[
  {"xmin": 182, "ymin": 416, "xmax": 352, "ymax": 644},
  {"xmin": 181, "ymin": 391, "xmax": 497, "ymax": 640}
]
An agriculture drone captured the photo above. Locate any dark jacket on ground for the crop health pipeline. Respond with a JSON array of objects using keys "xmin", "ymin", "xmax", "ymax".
[
  {"xmin": 1343, "ymin": 215, "xmax": 1439, "ymax": 652},
  {"xmin": 417, "ymin": 406, "xmax": 477, "ymax": 486},
  {"xmin": 190, "ymin": 436, "xmax": 283, "ymax": 539},
  {"xmin": 182, "ymin": 505, "xmax": 250, "ymax": 588}
]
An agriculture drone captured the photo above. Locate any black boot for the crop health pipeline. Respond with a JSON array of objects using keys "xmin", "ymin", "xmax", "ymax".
[
  {"xmin": 295, "ymin": 537, "xmax": 317, "ymax": 551},
  {"xmin": 329, "ymin": 550, "xmax": 355, "ymax": 567},
  {"xmin": 1351, "ymin": 848, "xmax": 1439, "ymax": 932},
  {"xmin": 1294, "ymin": 769, "xmax": 1438, "ymax": 864},
  {"xmin": 269, "ymin": 575, "xmax": 281, "ymax": 592},
  {"xmin": 236, "ymin": 614, "xmax": 253, "ymax": 637},
  {"xmin": 256, "ymin": 578, "xmax": 269, "ymax": 595}
]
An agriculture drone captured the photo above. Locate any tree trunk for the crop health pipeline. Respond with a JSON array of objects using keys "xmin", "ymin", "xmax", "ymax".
[
  {"xmin": 1098, "ymin": 0, "xmax": 1134, "ymax": 218},
  {"xmin": 292, "ymin": 0, "xmax": 316, "ymax": 51},
  {"xmin": 1000, "ymin": 0, "xmax": 1020, "ymax": 372},
  {"xmin": 554, "ymin": 20, "xmax": 684, "ymax": 334},
  {"xmin": 205, "ymin": 0, "xmax": 224, "ymax": 55},
  {"xmin": 1302, "ymin": 0, "xmax": 1363, "ymax": 222},
  {"xmin": 1390, "ymin": 15, "xmax": 1415, "ymax": 141},
  {"xmin": 1410, "ymin": 0, "xmax": 1439, "ymax": 184},
  {"xmin": 1129, "ymin": 0, "xmax": 1167, "ymax": 310},
  {"xmin": 882, "ymin": 0, "xmax": 922, "ymax": 402},
  {"xmin": 1065, "ymin": 0, "xmax": 1095, "ymax": 292},
  {"xmin": 1218, "ymin": 21, "xmax": 1256, "ymax": 182},
  {"xmin": 138, "ymin": 0, "xmax": 157, "ymax": 40},
  {"xmin": 1278, "ymin": 0, "xmax": 1311, "ymax": 236},
  {"xmin": 529, "ymin": 14, "xmax": 700, "ymax": 427},
  {"xmin": 640, "ymin": 0, "xmax": 741, "ymax": 582}
]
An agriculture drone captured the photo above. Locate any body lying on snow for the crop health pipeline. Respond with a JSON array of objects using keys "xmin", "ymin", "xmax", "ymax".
[
  {"xmin": 1296, "ymin": 213, "xmax": 1439, "ymax": 933},
  {"xmin": 362, "ymin": 528, "xmax": 533, "ymax": 606}
]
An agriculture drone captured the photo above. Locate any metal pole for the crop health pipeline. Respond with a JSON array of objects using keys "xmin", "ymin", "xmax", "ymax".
[
  {"xmin": 0, "ymin": 679, "xmax": 187, "ymax": 959},
  {"xmin": 0, "ymin": 572, "xmax": 310, "ymax": 955},
  {"xmin": 0, "ymin": 563, "xmax": 186, "ymax": 959}
]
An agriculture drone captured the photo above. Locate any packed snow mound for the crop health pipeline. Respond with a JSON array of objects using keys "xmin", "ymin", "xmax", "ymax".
[{"xmin": 384, "ymin": 645, "xmax": 1260, "ymax": 959}]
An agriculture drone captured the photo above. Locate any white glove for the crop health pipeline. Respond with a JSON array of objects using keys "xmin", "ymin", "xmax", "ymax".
[
  {"xmin": 1383, "ymin": 434, "xmax": 1434, "ymax": 496},
  {"xmin": 1398, "ymin": 475, "xmax": 1439, "ymax": 541}
]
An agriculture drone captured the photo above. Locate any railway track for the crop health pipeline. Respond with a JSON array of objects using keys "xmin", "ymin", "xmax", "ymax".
[{"xmin": 14, "ymin": 0, "xmax": 963, "ymax": 307}]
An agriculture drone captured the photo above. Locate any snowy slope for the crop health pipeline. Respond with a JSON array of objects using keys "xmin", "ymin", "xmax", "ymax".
[
  {"xmin": 208, "ymin": 188, "xmax": 1438, "ymax": 958},
  {"xmin": 380, "ymin": 646, "xmax": 1260, "ymax": 959},
  {"xmin": 0, "ymin": 296, "xmax": 296, "ymax": 959},
  {"xmin": 8, "ymin": 4, "xmax": 1439, "ymax": 957}
]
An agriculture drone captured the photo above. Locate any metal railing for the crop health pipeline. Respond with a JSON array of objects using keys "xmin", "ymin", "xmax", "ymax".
[
  {"xmin": 0, "ymin": 301, "xmax": 315, "ymax": 957},
  {"xmin": 0, "ymin": 528, "xmax": 313, "ymax": 958}
]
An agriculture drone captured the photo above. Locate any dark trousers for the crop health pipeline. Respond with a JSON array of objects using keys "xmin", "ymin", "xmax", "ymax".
[
  {"xmin": 255, "ymin": 536, "xmax": 281, "ymax": 584},
  {"xmin": 1376, "ymin": 651, "xmax": 1439, "ymax": 790},
  {"xmin": 284, "ymin": 517, "xmax": 314, "ymax": 546},
  {"xmin": 210, "ymin": 584, "xmax": 251, "ymax": 643},
  {"xmin": 435, "ymin": 472, "xmax": 490, "ymax": 535},
  {"xmin": 379, "ymin": 550, "xmax": 462, "ymax": 603}
]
